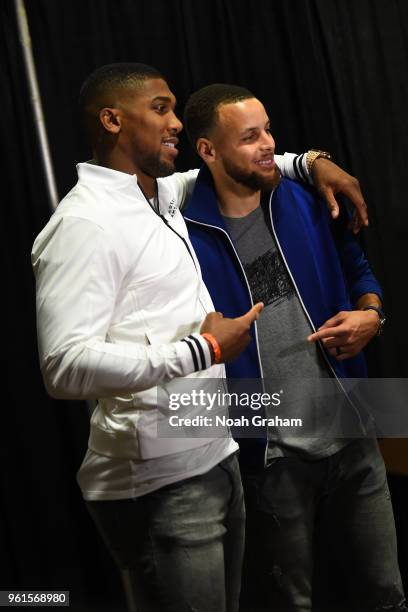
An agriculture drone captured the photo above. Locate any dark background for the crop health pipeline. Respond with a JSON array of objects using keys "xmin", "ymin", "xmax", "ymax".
[{"xmin": 1, "ymin": 0, "xmax": 407, "ymax": 610}]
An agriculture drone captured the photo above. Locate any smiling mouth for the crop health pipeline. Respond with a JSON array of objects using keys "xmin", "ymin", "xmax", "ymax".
[
  {"xmin": 161, "ymin": 140, "xmax": 179, "ymax": 156},
  {"xmin": 255, "ymin": 158, "xmax": 275, "ymax": 168}
]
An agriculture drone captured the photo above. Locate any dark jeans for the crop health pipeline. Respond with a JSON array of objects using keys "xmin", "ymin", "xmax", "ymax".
[
  {"xmin": 240, "ymin": 438, "xmax": 406, "ymax": 612},
  {"xmin": 87, "ymin": 452, "xmax": 245, "ymax": 612}
]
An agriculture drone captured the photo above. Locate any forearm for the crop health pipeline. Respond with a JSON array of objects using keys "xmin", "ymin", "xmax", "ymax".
[
  {"xmin": 33, "ymin": 215, "xmax": 212, "ymax": 400},
  {"xmin": 41, "ymin": 334, "xmax": 210, "ymax": 400},
  {"xmin": 355, "ymin": 292, "xmax": 383, "ymax": 310}
]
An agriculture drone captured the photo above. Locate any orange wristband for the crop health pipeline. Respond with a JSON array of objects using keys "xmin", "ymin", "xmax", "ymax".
[{"xmin": 201, "ymin": 333, "xmax": 222, "ymax": 364}]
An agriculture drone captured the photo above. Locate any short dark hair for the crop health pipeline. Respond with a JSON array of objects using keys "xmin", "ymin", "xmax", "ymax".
[
  {"xmin": 183, "ymin": 83, "xmax": 254, "ymax": 149},
  {"xmin": 79, "ymin": 62, "xmax": 164, "ymax": 146}
]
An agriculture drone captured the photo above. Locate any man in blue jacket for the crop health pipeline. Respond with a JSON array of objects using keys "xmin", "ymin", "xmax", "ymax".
[{"xmin": 183, "ymin": 84, "xmax": 405, "ymax": 612}]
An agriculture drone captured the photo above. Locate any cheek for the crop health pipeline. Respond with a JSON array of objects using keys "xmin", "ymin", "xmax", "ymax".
[
  {"xmin": 134, "ymin": 127, "xmax": 161, "ymax": 153},
  {"xmin": 137, "ymin": 116, "xmax": 162, "ymax": 140},
  {"xmin": 237, "ymin": 149, "xmax": 256, "ymax": 169},
  {"xmin": 222, "ymin": 145, "xmax": 252, "ymax": 165}
]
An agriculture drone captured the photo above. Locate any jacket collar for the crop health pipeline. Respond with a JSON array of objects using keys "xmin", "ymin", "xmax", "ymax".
[
  {"xmin": 77, "ymin": 161, "xmax": 139, "ymax": 189},
  {"xmin": 183, "ymin": 165, "xmax": 229, "ymax": 231},
  {"xmin": 77, "ymin": 162, "xmax": 179, "ymax": 217},
  {"xmin": 76, "ymin": 160, "xmax": 159, "ymax": 209}
]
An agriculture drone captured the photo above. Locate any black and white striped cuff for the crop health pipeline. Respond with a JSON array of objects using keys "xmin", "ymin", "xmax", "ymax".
[
  {"xmin": 181, "ymin": 333, "xmax": 212, "ymax": 372},
  {"xmin": 292, "ymin": 153, "xmax": 312, "ymax": 184},
  {"xmin": 278, "ymin": 152, "xmax": 313, "ymax": 185}
]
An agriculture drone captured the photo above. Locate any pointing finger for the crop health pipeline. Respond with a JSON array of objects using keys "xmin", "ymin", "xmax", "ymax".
[{"xmin": 236, "ymin": 302, "xmax": 264, "ymax": 325}]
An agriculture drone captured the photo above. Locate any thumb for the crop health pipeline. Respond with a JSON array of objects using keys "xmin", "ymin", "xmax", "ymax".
[{"xmin": 236, "ymin": 302, "xmax": 264, "ymax": 325}]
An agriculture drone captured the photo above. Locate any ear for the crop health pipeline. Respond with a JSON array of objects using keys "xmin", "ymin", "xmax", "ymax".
[
  {"xmin": 99, "ymin": 108, "xmax": 121, "ymax": 135},
  {"xmin": 196, "ymin": 137, "xmax": 216, "ymax": 164}
]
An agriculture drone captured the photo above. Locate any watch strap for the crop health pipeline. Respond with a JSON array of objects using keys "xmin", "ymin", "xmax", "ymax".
[
  {"xmin": 362, "ymin": 305, "xmax": 386, "ymax": 336},
  {"xmin": 306, "ymin": 149, "xmax": 332, "ymax": 173}
]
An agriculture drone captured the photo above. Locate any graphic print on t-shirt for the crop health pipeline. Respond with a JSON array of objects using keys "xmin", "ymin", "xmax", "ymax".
[
  {"xmin": 243, "ymin": 248, "xmax": 295, "ymax": 307},
  {"xmin": 223, "ymin": 202, "xmax": 355, "ymax": 459}
]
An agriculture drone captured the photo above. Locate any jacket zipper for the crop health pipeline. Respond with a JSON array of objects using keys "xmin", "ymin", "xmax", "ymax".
[
  {"xmin": 185, "ymin": 216, "xmax": 273, "ymax": 467},
  {"xmin": 159, "ymin": 213, "xmax": 199, "ymax": 272},
  {"xmin": 184, "ymin": 217, "xmax": 266, "ymax": 380},
  {"xmin": 266, "ymin": 191, "xmax": 366, "ymax": 435},
  {"xmin": 141, "ymin": 184, "xmax": 199, "ymax": 273}
]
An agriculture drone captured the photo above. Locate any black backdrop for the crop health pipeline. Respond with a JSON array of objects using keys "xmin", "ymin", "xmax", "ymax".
[{"xmin": 1, "ymin": 1, "xmax": 408, "ymax": 610}]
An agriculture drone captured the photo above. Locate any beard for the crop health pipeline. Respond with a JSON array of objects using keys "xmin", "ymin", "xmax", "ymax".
[
  {"xmin": 138, "ymin": 150, "xmax": 176, "ymax": 179},
  {"xmin": 222, "ymin": 157, "xmax": 281, "ymax": 192}
]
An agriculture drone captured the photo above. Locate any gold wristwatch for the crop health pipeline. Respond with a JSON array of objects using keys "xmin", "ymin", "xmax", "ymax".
[{"xmin": 306, "ymin": 149, "xmax": 332, "ymax": 173}]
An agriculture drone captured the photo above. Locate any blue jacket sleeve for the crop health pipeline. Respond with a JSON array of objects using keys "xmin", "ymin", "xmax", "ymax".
[{"xmin": 338, "ymin": 228, "xmax": 383, "ymax": 305}]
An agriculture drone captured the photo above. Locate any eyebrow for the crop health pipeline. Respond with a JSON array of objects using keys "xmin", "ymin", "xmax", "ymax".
[
  {"xmin": 241, "ymin": 127, "xmax": 256, "ymax": 134},
  {"xmin": 240, "ymin": 121, "xmax": 270, "ymax": 135},
  {"xmin": 151, "ymin": 96, "xmax": 175, "ymax": 104}
]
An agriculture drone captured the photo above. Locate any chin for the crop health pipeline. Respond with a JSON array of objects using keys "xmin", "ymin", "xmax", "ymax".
[
  {"xmin": 225, "ymin": 159, "xmax": 281, "ymax": 192},
  {"xmin": 144, "ymin": 159, "xmax": 176, "ymax": 179},
  {"xmin": 258, "ymin": 171, "xmax": 281, "ymax": 189},
  {"xmin": 244, "ymin": 171, "xmax": 280, "ymax": 192},
  {"xmin": 157, "ymin": 158, "xmax": 177, "ymax": 177}
]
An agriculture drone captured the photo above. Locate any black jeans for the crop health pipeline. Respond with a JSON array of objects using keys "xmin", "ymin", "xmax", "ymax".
[
  {"xmin": 87, "ymin": 452, "xmax": 245, "ymax": 612},
  {"xmin": 240, "ymin": 438, "xmax": 406, "ymax": 612}
]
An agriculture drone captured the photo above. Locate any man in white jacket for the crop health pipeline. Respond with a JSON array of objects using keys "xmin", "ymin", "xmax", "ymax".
[
  {"xmin": 32, "ymin": 62, "xmax": 264, "ymax": 612},
  {"xmin": 32, "ymin": 63, "xmax": 370, "ymax": 612}
]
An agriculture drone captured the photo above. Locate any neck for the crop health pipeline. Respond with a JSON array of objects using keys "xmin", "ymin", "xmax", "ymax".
[
  {"xmin": 95, "ymin": 150, "xmax": 156, "ymax": 198},
  {"xmin": 214, "ymin": 175, "xmax": 261, "ymax": 218}
]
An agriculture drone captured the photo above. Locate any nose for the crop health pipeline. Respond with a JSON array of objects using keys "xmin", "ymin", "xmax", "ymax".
[
  {"xmin": 261, "ymin": 130, "xmax": 275, "ymax": 150},
  {"xmin": 169, "ymin": 110, "xmax": 183, "ymax": 134}
]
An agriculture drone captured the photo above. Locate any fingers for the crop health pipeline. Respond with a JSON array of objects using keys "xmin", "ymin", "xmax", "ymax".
[
  {"xmin": 315, "ymin": 311, "xmax": 345, "ymax": 331},
  {"xmin": 309, "ymin": 332, "xmax": 354, "ymax": 359},
  {"xmin": 237, "ymin": 302, "xmax": 264, "ymax": 326},
  {"xmin": 310, "ymin": 335, "xmax": 355, "ymax": 359},
  {"xmin": 341, "ymin": 184, "xmax": 369, "ymax": 228},
  {"xmin": 318, "ymin": 317, "xmax": 341, "ymax": 330},
  {"xmin": 321, "ymin": 189, "xmax": 340, "ymax": 219},
  {"xmin": 348, "ymin": 210, "xmax": 364, "ymax": 235},
  {"xmin": 327, "ymin": 346, "xmax": 354, "ymax": 360},
  {"xmin": 320, "ymin": 335, "xmax": 347, "ymax": 349},
  {"xmin": 206, "ymin": 311, "xmax": 224, "ymax": 320},
  {"xmin": 307, "ymin": 326, "xmax": 344, "ymax": 342}
]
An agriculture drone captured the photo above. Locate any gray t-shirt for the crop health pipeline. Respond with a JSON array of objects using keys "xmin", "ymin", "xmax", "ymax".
[{"xmin": 224, "ymin": 199, "xmax": 358, "ymax": 460}]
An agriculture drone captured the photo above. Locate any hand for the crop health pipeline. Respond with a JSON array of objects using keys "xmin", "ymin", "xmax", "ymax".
[
  {"xmin": 307, "ymin": 310, "xmax": 379, "ymax": 360},
  {"xmin": 200, "ymin": 303, "xmax": 264, "ymax": 363},
  {"xmin": 311, "ymin": 158, "xmax": 368, "ymax": 234}
]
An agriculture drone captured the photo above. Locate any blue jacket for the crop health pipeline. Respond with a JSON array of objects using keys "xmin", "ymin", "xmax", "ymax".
[{"xmin": 184, "ymin": 166, "xmax": 382, "ymax": 381}]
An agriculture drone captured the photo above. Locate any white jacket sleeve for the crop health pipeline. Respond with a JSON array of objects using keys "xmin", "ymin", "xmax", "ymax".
[
  {"xmin": 168, "ymin": 157, "xmax": 311, "ymax": 211},
  {"xmin": 275, "ymin": 153, "xmax": 312, "ymax": 183},
  {"xmin": 32, "ymin": 216, "xmax": 211, "ymax": 400},
  {"xmin": 169, "ymin": 168, "xmax": 200, "ymax": 210}
]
